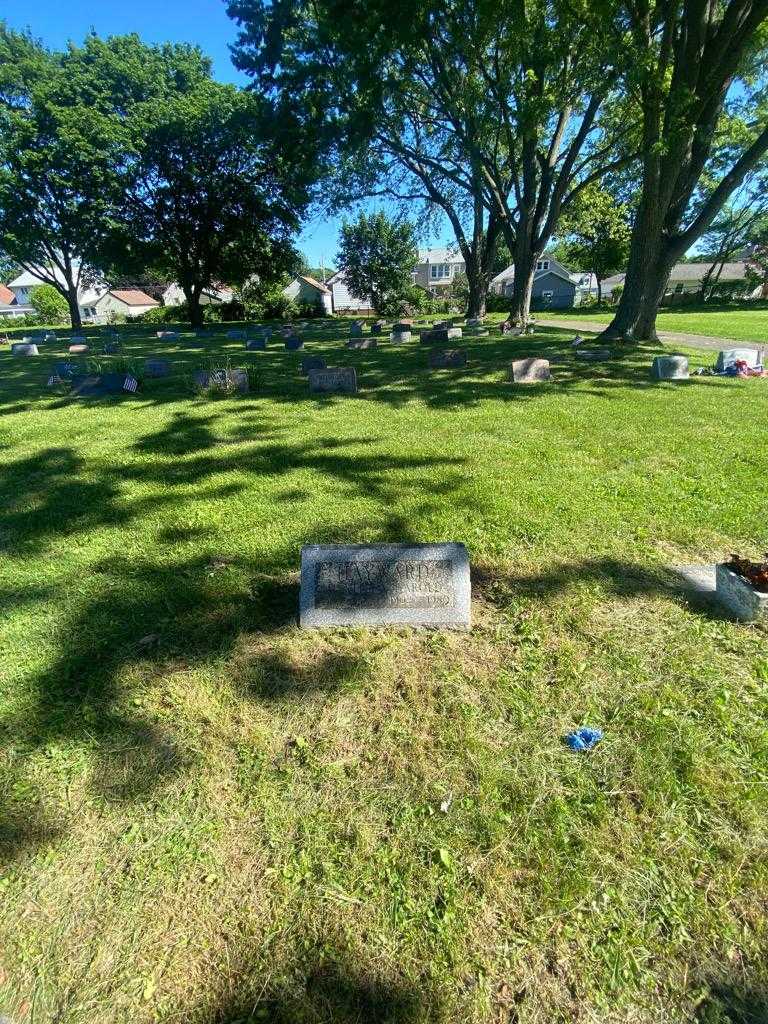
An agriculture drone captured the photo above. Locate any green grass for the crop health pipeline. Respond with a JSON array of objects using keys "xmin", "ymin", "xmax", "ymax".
[
  {"xmin": 541, "ymin": 302, "xmax": 768, "ymax": 343},
  {"xmin": 1, "ymin": 317, "xmax": 767, "ymax": 1023}
]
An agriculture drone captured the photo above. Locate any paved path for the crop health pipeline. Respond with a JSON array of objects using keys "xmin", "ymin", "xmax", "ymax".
[{"xmin": 537, "ymin": 317, "xmax": 761, "ymax": 354}]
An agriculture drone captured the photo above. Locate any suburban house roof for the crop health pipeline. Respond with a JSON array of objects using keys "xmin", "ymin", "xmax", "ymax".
[
  {"xmin": 417, "ymin": 248, "xmax": 465, "ymax": 264},
  {"xmin": 668, "ymin": 261, "xmax": 749, "ymax": 282},
  {"xmin": 298, "ymin": 274, "xmax": 331, "ymax": 293},
  {"xmin": 0, "ymin": 284, "xmax": 15, "ymax": 304},
  {"xmin": 8, "ymin": 265, "xmax": 107, "ymax": 307},
  {"xmin": 98, "ymin": 289, "xmax": 159, "ymax": 307},
  {"xmin": 491, "ymin": 258, "xmax": 574, "ymax": 287}
]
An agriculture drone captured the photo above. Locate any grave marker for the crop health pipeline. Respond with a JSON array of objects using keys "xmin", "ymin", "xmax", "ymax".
[
  {"xmin": 300, "ymin": 543, "xmax": 471, "ymax": 629},
  {"xmin": 11, "ymin": 342, "xmax": 39, "ymax": 356},
  {"xmin": 347, "ymin": 338, "xmax": 377, "ymax": 349},
  {"xmin": 510, "ymin": 358, "xmax": 552, "ymax": 383},
  {"xmin": 308, "ymin": 367, "xmax": 357, "ymax": 394},
  {"xmin": 651, "ymin": 355, "xmax": 689, "ymax": 380},
  {"xmin": 144, "ymin": 358, "xmax": 171, "ymax": 378},
  {"xmin": 429, "ymin": 348, "xmax": 467, "ymax": 369},
  {"xmin": 285, "ymin": 336, "xmax": 304, "ymax": 351},
  {"xmin": 714, "ymin": 348, "xmax": 761, "ymax": 372},
  {"xmin": 246, "ymin": 338, "xmax": 266, "ymax": 350}
]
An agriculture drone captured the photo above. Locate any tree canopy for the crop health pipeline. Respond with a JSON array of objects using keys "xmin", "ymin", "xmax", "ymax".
[{"xmin": 336, "ymin": 211, "xmax": 418, "ymax": 316}]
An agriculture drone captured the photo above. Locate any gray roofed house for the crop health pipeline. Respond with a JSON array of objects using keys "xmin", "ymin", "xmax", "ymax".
[{"xmin": 490, "ymin": 254, "xmax": 579, "ymax": 309}]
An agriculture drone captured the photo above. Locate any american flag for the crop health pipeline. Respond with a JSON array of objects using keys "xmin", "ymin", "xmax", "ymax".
[
  {"xmin": 123, "ymin": 375, "xmax": 139, "ymax": 393},
  {"xmin": 47, "ymin": 374, "xmax": 63, "ymax": 387}
]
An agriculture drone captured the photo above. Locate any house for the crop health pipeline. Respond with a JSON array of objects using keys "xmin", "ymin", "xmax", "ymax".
[
  {"xmin": 413, "ymin": 248, "xmax": 466, "ymax": 292},
  {"xmin": 93, "ymin": 289, "xmax": 160, "ymax": 319},
  {"xmin": 665, "ymin": 261, "xmax": 761, "ymax": 297},
  {"xmin": 283, "ymin": 275, "xmax": 333, "ymax": 314},
  {"xmin": 324, "ymin": 271, "xmax": 373, "ymax": 314},
  {"xmin": 490, "ymin": 254, "xmax": 578, "ymax": 309},
  {"xmin": 7, "ymin": 267, "xmax": 107, "ymax": 320},
  {"xmin": 0, "ymin": 282, "xmax": 31, "ymax": 319},
  {"xmin": 161, "ymin": 282, "xmax": 234, "ymax": 307}
]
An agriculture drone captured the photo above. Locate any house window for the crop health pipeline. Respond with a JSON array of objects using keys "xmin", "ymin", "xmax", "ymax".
[
  {"xmin": 430, "ymin": 263, "xmax": 452, "ymax": 280},
  {"xmin": 536, "ymin": 260, "xmax": 550, "ymax": 271}
]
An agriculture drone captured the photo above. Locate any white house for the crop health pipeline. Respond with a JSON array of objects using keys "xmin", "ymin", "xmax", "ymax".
[
  {"xmin": 283, "ymin": 275, "xmax": 334, "ymax": 313},
  {"xmin": 161, "ymin": 282, "xmax": 234, "ymax": 307},
  {"xmin": 324, "ymin": 271, "xmax": 372, "ymax": 314},
  {"xmin": 7, "ymin": 266, "xmax": 107, "ymax": 321},
  {"xmin": 0, "ymin": 282, "xmax": 32, "ymax": 319},
  {"xmin": 93, "ymin": 289, "xmax": 160, "ymax": 319}
]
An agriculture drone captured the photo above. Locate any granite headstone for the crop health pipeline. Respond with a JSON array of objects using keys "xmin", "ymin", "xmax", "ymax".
[
  {"xmin": 429, "ymin": 348, "xmax": 467, "ymax": 369},
  {"xmin": 651, "ymin": 355, "xmax": 689, "ymax": 380},
  {"xmin": 299, "ymin": 543, "xmax": 471, "ymax": 629},
  {"xmin": 510, "ymin": 358, "xmax": 552, "ymax": 383},
  {"xmin": 308, "ymin": 366, "xmax": 357, "ymax": 394}
]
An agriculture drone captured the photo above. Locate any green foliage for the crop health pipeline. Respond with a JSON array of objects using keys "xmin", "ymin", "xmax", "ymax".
[
  {"xmin": 29, "ymin": 285, "xmax": 69, "ymax": 323},
  {"xmin": 336, "ymin": 211, "xmax": 418, "ymax": 316},
  {"xmin": 113, "ymin": 78, "xmax": 310, "ymax": 327},
  {"xmin": 554, "ymin": 184, "xmax": 631, "ymax": 302}
]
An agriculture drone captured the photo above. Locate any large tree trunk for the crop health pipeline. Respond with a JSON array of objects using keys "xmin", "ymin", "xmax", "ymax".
[
  {"xmin": 65, "ymin": 284, "xmax": 82, "ymax": 331},
  {"xmin": 183, "ymin": 284, "xmax": 204, "ymax": 328},
  {"xmin": 466, "ymin": 263, "xmax": 488, "ymax": 318},
  {"xmin": 508, "ymin": 243, "xmax": 537, "ymax": 325}
]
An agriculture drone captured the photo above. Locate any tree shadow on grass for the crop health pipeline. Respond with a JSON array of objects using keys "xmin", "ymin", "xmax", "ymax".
[
  {"xmin": 473, "ymin": 557, "xmax": 734, "ymax": 620},
  {"xmin": 189, "ymin": 940, "xmax": 433, "ymax": 1024},
  {"xmin": 694, "ymin": 981, "xmax": 768, "ymax": 1023},
  {"xmin": 0, "ymin": 433, "xmax": 469, "ymax": 860}
]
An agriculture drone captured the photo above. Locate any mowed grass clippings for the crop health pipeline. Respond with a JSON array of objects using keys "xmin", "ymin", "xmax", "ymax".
[{"xmin": 0, "ymin": 317, "xmax": 767, "ymax": 1023}]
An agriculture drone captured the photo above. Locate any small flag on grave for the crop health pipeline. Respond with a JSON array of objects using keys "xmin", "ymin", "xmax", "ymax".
[
  {"xmin": 123, "ymin": 375, "xmax": 139, "ymax": 393},
  {"xmin": 47, "ymin": 374, "xmax": 63, "ymax": 387}
]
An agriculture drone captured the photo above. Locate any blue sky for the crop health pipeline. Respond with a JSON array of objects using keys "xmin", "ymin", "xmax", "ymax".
[{"xmin": 3, "ymin": 0, "xmax": 449, "ymax": 266}]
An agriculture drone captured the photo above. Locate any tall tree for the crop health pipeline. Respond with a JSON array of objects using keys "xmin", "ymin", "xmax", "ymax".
[
  {"xmin": 601, "ymin": 0, "xmax": 768, "ymax": 340},
  {"xmin": 336, "ymin": 211, "xmax": 418, "ymax": 315},
  {"xmin": 553, "ymin": 183, "xmax": 631, "ymax": 304},
  {"xmin": 115, "ymin": 81, "xmax": 310, "ymax": 327},
  {"xmin": 228, "ymin": 0, "xmax": 630, "ymax": 324},
  {"xmin": 0, "ymin": 30, "xmax": 211, "ymax": 329}
]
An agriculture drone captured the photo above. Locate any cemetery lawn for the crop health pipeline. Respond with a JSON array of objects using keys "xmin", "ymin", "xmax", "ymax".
[
  {"xmin": 2, "ymin": 320, "xmax": 768, "ymax": 1024},
  {"xmin": 542, "ymin": 302, "xmax": 768, "ymax": 342}
]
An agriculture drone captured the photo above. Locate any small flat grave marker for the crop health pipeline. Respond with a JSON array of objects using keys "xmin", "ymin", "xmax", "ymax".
[
  {"xmin": 575, "ymin": 347, "xmax": 613, "ymax": 362},
  {"xmin": 510, "ymin": 358, "xmax": 552, "ymax": 383},
  {"xmin": 246, "ymin": 338, "xmax": 266, "ymax": 350},
  {"xmin": 144, "ymin": 358, "xmax": 171, "ymax": 378},
  {"xmin": 347, "ymin": 338, "xmax": 377, "ymax": 349},
  {"xmin": 157, "ymin": 330, "xmax": 179, "ymax": 340},
  {"xmin": 11, "ymin": 342, "xmax": 39, "ymax": 356},
  {"xmin": 429, "ymin": 348, "xmax": 467, "ymax": 369},
  {"xmin": 651, "ymin": 355, "xmax": 689, "ymax": 380},
  {"xmin": 69, "ymin": 344, "xmax": 89, "ymax": 354},
  {"xmin": 300, "ymin": 543, "xmax": 471, "ymax": 629},
  {"xmin": 308, "ymin": 366, "xmax": 357, "ymax": 394}
]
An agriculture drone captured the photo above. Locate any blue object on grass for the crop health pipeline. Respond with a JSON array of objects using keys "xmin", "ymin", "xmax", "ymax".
[{"xmin": 565, "ymin": 727, "xmax": 604, "ymax": 752}]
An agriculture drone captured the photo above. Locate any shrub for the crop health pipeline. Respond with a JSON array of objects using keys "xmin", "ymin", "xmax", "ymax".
[
  {"xmin": 610, "ymin": 284, "xmax": 624, "ymax": 304},
  {"xmin": 30, "ymin": 284, "xmax": 69, "ymax": 324}
]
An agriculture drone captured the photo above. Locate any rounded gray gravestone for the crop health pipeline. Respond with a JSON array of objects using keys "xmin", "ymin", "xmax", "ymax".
[
  {"xmin": 651, "ymin": 355, "xmax": 689, "ymax": 380},
  {"xmin": 390, "ymin": 330, "xmax": 411, "ymax": 344},
  {"xmin": 510, "ymin": 358, "xmax": 552, "ymax": 383},
  {"xmin": 11, "ymin": 342, "xmax": 39, "ymax": 356}
]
